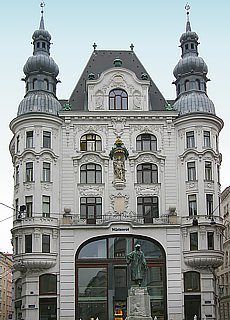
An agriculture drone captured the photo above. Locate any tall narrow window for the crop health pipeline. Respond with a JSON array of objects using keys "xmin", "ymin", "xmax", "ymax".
[
  {"xmin": 207, "ymin": 232, "xmax": 214, "ymax": 250},
  {"xmin": 196, "ymin": 79, "xmax": 201, "ymax": 90},
  {"xmin": 206, "ymin": 194, "xmax": 213, "ymax": 216},
  {"xmin": 184, "ymin": 80, "xmax": 189, "ymax": 91},
  {"xmin": 43, "ymin": 162, "xmax": 51, "ymax": 182},
  {"xmin": 15, "ymin": 165, "xmax": 19, "ymax": 185},
  {"xmin": 80, "ymin": 134, "xmax": 102, "ymax": 151},
  {"xmin": 109, "ymin": 89, "xmax": 128, "ymax": 110},
  {"xmin": 188, "ymin": 194, "xmax": 197, "ymax": 216},
  {"xmin": 136, "ymin": 134, "xmax": 157, "ymax": 151},
  {"xmin": 80, "ymin": 163, "xmax": 102, "ymax": 184},
  {"xmin": 26, "ymin": 162, "xmax": 34, "ymax": 182},
  {"xmin": 190, "ymin": 232, "xmax": 198, "ymax": 251},
  {"xmin": 16, "ymin": 135, "xmax": 20, "ymax": 152},
  {"xmin": 43, "ymin": 131, "xmax": 51, "ymax": 148},
  {"xmin": 203, "ymin": 131, "xmax": 211, "ymax": 148},
  {"xmin": 217, "ymin": 165, "xmax": 220, "ymax": 184},
  {"xmin": 80, "ymin": 197, "xmax": 102, "ymax": 224},
  {"xmin": 42, "ymin": 196, "xmax": 50, "ymax": 217},
  {"xmin": 187, "ymin": 162, "xmax": 196, "ymax": 181},
  {"xmin": 15, "ymin": 198, "xmax": 19, "ymax": 218},
  {"xmin": 15, "ymin": 236, "xmax": 19, "ymax": 255},
  {"xmin": 25, "ymin": 196, "xmax": 33, "ymax": 217},
  {"xmin": 186, "ymin": 131, "xmax": 195, "ymax": 148},
  {"xmin": 137, "ymin": 163, "xmax": 158, "ymax": 184},
  {"xmin": 25, "ymin": 234, "xmax": 32, "ymax": 253},
  {"xmin": 42, "ymin": 235, "xmax": 50, "ymax": 253},
  {"xmin": 137, "ymin": 197, "xmax": 159, "ymax": 223},
  {"xmin": 205, "ymin": 161, "xmax": 212, "ymax": 181},
  {"xmin": 26, "ymin": 131, "xmax": 33, "ymax": 148},
  {"xmin": 216, "ymin": 135, "xmax": 219, "ymax": 152}
]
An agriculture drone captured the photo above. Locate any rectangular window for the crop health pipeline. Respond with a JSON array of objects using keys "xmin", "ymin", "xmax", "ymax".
[
  {"xmin": 26, "ymin": 162, "xmax": 34, "ymax": 182},
  {"xmin": 15, "ymin": 198, "xmax": 19, "ymax": 218},
  {"xmin": 42, "ymin": 234, "xmax": 50, "ymax": 253},
  {"xmin": 15, "ymin": 165, "xmax": 19, "ymax": 185},
  {"xmin": 43, "ymin": 162, "xmax": 51, "ymax": 182},
  {"xmin": 205, "ymin": 161, "xmax": 212, "ymax": 180},
  {"xmin": 187, "ymin": 162, "xmax": 196, "ymax": 181},
  {"xmin": 25, "ymin": 196, "xmax": 33, "ymax": 217},
  {"xmin": 42, "ymin": 196, "xmax": 50, "ymax": 217},
  {"xmin": 25, "ymin": 234, "xmax": 32, "ymax": 253},
  {"xmin": 190, "ymin": 232, "xmax": 198, "ymax": 251},
  {"xmin": 203, "ymin": 131, "xmax": 211, "ymax": 148},
  {"xmin": 80, "ymin": 197, "xmax": 102, "ymax": 224},
  {"xmin": 207, "ymin": 232, "xmax": 214, "ymax": 250},
  {"xmin": 137, "ymin": 196, "xmax": 159, "ymax": 223},
  {"xmin": 217, "ymin": 165, "xmax": 220, "ymax": 184},
  {"xmin": 206, "ymin": 194, "xmax": 213, "ymax": 216},
  {"xmin": 188, "ymin": 194, "xmax": 197, "ymax": 216},
  {"xmin": 15, "ymin": 236, "xmax": 19, "ymax": 255},
  {"xmin": 216, "ymin": 135, "xmax": 219, "ymax": 152},
  {"xmin": 16, "ymin": 135, "xmax": 20, "ymax": 152},
  {"xmin": 186, "ymin": 131, "xmax": 195, "ymax": 148},
  {"xmin": 43, "ymin": 131, "xmax": 51, "ymax": 148},
  {"xmin": 26, "ymin": 131, "xmax": 33, "ymax": 148}
]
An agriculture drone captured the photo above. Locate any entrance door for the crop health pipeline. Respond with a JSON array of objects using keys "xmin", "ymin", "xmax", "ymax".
[{"xmin": 184, "ymin": 295, "xmax": 201, "ymax": 320}]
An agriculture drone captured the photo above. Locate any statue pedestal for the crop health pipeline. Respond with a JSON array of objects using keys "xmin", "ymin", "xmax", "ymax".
[
  {"xmin": 126, "ymin": 287, "xmax": 153, "ymax": 320},
  {"xmin": 113, "ymin": 179, "xmax": 126, "ymax": 190}
]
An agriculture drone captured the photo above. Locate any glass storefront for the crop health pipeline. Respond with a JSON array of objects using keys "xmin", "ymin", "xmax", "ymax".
[{"xmin": 76, "ymin": 235, "xmax": 166, "ymax": 320}]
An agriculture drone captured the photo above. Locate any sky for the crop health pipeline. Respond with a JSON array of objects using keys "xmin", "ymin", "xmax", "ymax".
[{"xmin": 0, "ymin": 0, "xmax": 229, "ymax": 252}]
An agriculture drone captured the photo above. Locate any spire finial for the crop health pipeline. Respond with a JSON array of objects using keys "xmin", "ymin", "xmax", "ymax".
[
  {"xmin": 185, "ymin": 3, "xmax": 191, "ymax": 32},
  {"xmin": 39, "ymin": 2, "xmax": 45, "ymax": 30},
  {"xmin": 130, "ymin": 43, "xmax": 134, "ymax": 51},
  {"xmin": 93, "ymin": 42, "xmax": 97, "ymax": 51}
]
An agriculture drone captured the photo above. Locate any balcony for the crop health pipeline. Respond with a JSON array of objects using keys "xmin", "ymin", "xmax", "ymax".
[
  {"xmin": 13, "ymin": 214, "xmax": 58, "ymax": 228},
  {"xmin": 60, "ymin": 211, "xmax": 181, "ymax": 226},
  {"xmin": 183, "ymin": 250, "xmax": 224, "ymax": 269},
  {"xmin": 13, "ymin": 253, "xmax": 57, "ymax": 271},
  {"xmin": 181, "ymin": 215, "xmax": 223, "ymax": 226}
]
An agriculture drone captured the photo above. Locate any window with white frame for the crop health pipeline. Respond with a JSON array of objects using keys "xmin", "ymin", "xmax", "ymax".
[
  {"xmin": 188, "ymin": 194, "xmax": 197, "ymax": 216},
  {"xmin": 42, "ymin": 162, "xmax": 51, "ymax": 182},
  {"xmin": 25, "ymin": 196, "xmax": 33, "ymax": 217},
  {"xmin": 26, "ymin": 131, "xmax": 34, "ymax": 148},
  {"xmin": 26, "ymin": 162, "xmax": 34, "ymax": 182},
  {"xmin": 42, "ymin": 196, "xmax": 50, "ymax": 217},
  {"xmin": 43, "ymin": 131, "xmax": 51, "ymax": 148},
  {"xmin": 203, "ymin": 131, "xmax": 211, "ymax": 148},
  {"xmin": 186, "ymin": 131, "xmax": 195, "ymax": 148},
  {"xmin": 187, "ymin": 161, "xmax": 196, "ymax": 181},
  {"xmin": 42, "ymin": 234, "xmax": 50, "ymax": 253},
  {"xmin": 206, "ymin": 194, "xmax": 213, "ymax": 216},
  {"xmin": 205, "ymin": 161, "xmax": 212, "ymax": 181}
]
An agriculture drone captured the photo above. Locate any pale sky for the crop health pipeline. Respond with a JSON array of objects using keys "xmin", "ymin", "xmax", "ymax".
[{"xmin": 0, "ymin": 1, "xmax": 229, "ymax": 252}]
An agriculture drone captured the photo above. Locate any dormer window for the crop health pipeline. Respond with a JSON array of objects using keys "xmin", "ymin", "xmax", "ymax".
[{"xmin": 109, "ymin": 89, "xmax": 128, "ymax": 110}]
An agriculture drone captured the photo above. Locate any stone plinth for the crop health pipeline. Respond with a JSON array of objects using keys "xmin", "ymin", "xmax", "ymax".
[{"xmin": 126, "ymin": 287, "xmax": 153, "ymax": 320}]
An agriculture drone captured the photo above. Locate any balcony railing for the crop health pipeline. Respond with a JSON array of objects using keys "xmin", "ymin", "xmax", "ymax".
[{"xmin": 181, "ymin": 214, "xmax": 223, "ymax": 225}]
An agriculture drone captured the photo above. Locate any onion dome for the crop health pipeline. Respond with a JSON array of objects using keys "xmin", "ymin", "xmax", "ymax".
[
  {"xmin": 18, "ymin": 5, "xmax": 61, "ymax": 116},
  {"xmin": 172, "ymin": 5, "xmax": 215, "ymax": 115}
]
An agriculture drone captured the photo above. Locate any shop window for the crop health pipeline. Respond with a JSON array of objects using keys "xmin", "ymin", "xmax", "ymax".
[
  {"xmin": 205, "ymin": 161, "xmax": 212, "ymax": 181},
  {"xmin": 186, "ymin": 131, "xmax": 195, "ymax": 148},
  {"xmin": 137, "ymin": 163, "xmax": 158, "ymax": 184},
  {"xmin": 136, "ymin": 134, "xmax": 157, "ymax": 151},
  {"xmin": 203, "ymin": 131, "xmax": 211, "ymax": 148},
  {"xmin": 137, "ymin": 197, "xmax": 159, "ymax": 223},
  {"xmin": 187, "ymin": 162, "xmax": 196, "ymax": 181},
  {"xmin": 80, "ymin": 163, "xmax": 102, "ymax": 184},
  {"xmin": 188, "ymin": 194, "xmax": 197, "ymax": 216},
  {"xmin": 25, "ymin": 196, "xmax": 33, "ymax": 217},
  {"xmin": 109, "ymin": 89, "xmax": 128, "ymax": 110},
  {"xmin": 80, "ymin": 197, "xmax": 102, "ymax": 224},
  {"xmin": 26, "ymin": 131, "xmax": 33, "ymax": 148},
  {"xmin": 190, "ymin": 232, "xmax": 198, "ymax": 251},
  {"xmin": 43, "ymin": 131, "xmax": 51, "ymax": 148},
  {"xmin": 184, "ymin": 271, "xmax": 200, "ymax": 292},
  {"xmin": 39, "ymin": 274, "xmax": 57, "ymax": 295},
  {"xmin": 42, "ymin": 162, "xmax": 51, "ymax": 182},
  {"xmin": 80, "ymin": 134, "xmax": 102, "ymax": 151},
  {"xmin": 42, "ymin": 195, "xmax": 50, "ymax": 217},
  {"xmin": 25, "ymin": 234, "xmax": 32, "ymax": 253},
  {"xmin": 26, "ymin": 162, "xmax": 34, "ymax": 182},
  {"xmin": 42, "ymin": 234, "xmax": 50, "ymax": 253}
]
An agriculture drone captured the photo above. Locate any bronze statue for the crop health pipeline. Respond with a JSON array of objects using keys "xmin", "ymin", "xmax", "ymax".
[{"xmin": 126, "ymin": 244, "xmax": 147, "ymax": 287}]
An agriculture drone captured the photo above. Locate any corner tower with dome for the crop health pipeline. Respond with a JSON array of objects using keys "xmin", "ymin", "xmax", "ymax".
[{"xmin": 10, "ymin": 4, "xmax": 224, "ymax": 320}]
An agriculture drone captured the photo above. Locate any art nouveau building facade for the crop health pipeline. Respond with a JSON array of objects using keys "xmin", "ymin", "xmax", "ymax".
[{"xmin": 9, "ymin": 8, "xmax": 224, "ymax": 320}]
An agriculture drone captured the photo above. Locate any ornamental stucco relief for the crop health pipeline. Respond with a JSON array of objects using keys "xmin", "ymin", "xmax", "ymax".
[
  {"xmin": 110, "ymin": 193, "xmax": 129, "ymax": 214},
  {"xmin": 135, "ymin": 184, "xmax": 160, "ymax": 196},
  {"xmin": 79, "ymin": 185, "xmax": 104, "ymax": 197}
]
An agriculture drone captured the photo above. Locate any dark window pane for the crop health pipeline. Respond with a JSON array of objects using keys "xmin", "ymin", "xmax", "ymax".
[
  {"xmin": 184, "ymin": 272, "xmax": 200, "ymax": 292},
  {"xmin": 39, "ymin": 274, "xmax": 57, "ymax": 295},
  {"xmin": 190, "ymin": 232, "xmax": 198, "ymax": 251},
  {"xmin": 79, "ymin": 239, "xmax": 106, "ymax": 258},
  {"xmin": 25, "ymin": 234, "xmax": 32, "ymax": 253}
]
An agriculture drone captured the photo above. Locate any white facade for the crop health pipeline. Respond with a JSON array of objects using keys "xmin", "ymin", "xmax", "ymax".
[{"xmin": 9, "ymin": 8, "xmax": 224, "ymax": 320}]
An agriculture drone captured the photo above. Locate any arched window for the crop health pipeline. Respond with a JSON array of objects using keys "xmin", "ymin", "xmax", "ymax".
[
  {"xmin": 184, "ymin": 271, "xmax": 200, "ymax": 292},
  {"xmin": 196, "ymin": 79, "xmax": 201, "ymax": 90},
  {"xmin": 137, "ymin": 163, "xmax": 158, "ymax": 184},
  {"xmin": 44, "ymin": 79, "xmax": 49, "ymax": 90},
  {"xmin": 184, "ymin": 80, "xmax": 189, "ymax": 91},
  {"xmin": 177, "ymin": 84, "xmax": 181, "ymax": 95},
  {"xmin": 80, "ymin": 134, "xmax": 102, "ymax": 151},
  {"xmin": 32, "ymin": 78, "xmax": 38, "ymax": 90},
  {"xmin": 136, "ymin": 134, "xmax": 157, "ymax": 151},
  {"xmin": 109, "ymin": 89, "xmax": 128, "ymax": 110},
  {"xmin": 15, "ymin": 278, "xmax": 22, "ymax": 300},
  {"xmin": 39, "ymin": 274, "xmax": 57, "ymax": 295},
  {"xmin": 80, "ymin": 163, "xmax": 102, "ymax": 184}
]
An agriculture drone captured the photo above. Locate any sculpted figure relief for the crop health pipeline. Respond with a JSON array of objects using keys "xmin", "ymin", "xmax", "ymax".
[
  {"xmin": 113, "ymin": 156, "xmax": 125, "ymax": 181},
  {"xmin": 126, "ymin": 244, "xmax": 147, "ymax": 287}
]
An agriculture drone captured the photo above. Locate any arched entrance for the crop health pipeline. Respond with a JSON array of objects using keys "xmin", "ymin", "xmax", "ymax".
[{"xmin": 75, "ymin": 235, "xmax": 167, "ymax": 320}]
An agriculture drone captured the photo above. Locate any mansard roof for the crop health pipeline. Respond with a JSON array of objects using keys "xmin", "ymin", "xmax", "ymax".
[{"xmin": 67, "ymin": 49, "xmax": 167, "ymax": 111}]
